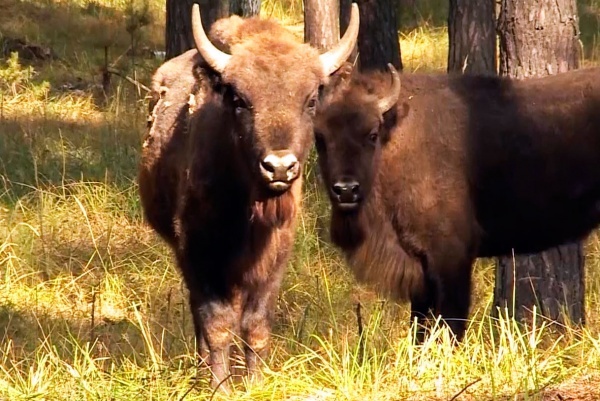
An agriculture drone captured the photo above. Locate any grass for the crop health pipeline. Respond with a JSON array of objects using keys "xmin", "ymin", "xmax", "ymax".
[{"xmin": 1, "ymin": 0, "xmax": 600, "ymax": 399}]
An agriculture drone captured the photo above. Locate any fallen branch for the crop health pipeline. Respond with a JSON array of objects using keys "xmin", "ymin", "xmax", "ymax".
[
  {"xmin": 449, "ymin": 378, "xmax": 482, "ymax": 401},
  {"xmin": 106, "ymin": 67, "xmax": 151, "ymax": 93}
]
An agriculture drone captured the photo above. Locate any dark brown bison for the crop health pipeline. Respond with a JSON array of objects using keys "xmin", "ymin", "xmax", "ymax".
[
  {"xmin": 138, "ymin": 4, "xmax": 360, "ymax": 390},
  {"xmin": 314, "ymin": 63, "xmax": 600, "ymax": 342}
]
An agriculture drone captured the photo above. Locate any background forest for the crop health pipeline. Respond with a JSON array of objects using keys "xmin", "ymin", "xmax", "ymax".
[{"xmin": 1, "ymin": 0, "xmax": 600, "ymax": 399}]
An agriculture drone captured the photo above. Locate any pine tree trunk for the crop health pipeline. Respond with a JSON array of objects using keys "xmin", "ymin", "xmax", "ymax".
[
  {"xmin": 447, "ymin": 0, "xmax": 497, "ymax": 75},
  {"xmin": 165, "ymin": 0, "xmax": 260, "ymax": 60},
  {"xmin": 494, "ymin": 0, "xmax": 585, "ymax": 328},
  {"xmin": 230, "ymin": 0, "xmax": 261, "ymax": 17},
  {"xmin": 354, "ymin": 0, "xmax": 402, "ymax": 72},
  {"xmin": 165, "ymin": 0, "xmax": 197, "ymax": 60},
  {"xmin": 498, "ymin": 0, "xmax": 581, "ymax": 78},
  {"xmin": 303, "ymin": 0, "xmax": 340, "ymax": 51}
]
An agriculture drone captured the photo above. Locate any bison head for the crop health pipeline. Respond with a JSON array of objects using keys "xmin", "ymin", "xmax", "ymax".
[
  {"xmin": 191, "ymin": 4, "xmax": 360, "ymax": 196},
  {"xmin": 315, "ymin": 64, "xmax": 401, "ymax": 212}
]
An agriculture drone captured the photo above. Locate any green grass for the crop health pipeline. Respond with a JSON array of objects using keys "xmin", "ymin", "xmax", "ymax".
[{"xmin": 1, "ymin": 0, "xmax": 600, "ymax": 399}]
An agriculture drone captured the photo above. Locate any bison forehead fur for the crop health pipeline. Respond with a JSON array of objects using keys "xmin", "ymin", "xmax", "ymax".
[{"xmin": 220, "ymin": 33, "xmax": 324, "ymax": 151}]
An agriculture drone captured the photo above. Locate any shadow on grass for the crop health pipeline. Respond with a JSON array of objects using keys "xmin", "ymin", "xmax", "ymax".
[
  {"xmin": 0, "ymin": 113, "xmax": 144, "ymax": 201},
  {"xmin": 0, "ymin": 0, "xmax": 165, "ymax": 73},
  {"xmin": 0, "ymin": 279, "xmax": 197, "ymax": 365}
]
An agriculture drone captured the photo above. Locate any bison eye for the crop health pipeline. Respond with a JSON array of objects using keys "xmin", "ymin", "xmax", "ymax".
[
  {"xmin": 305, "ymin": 94, "xmax": 318, "ymax": 115},
  {"xmin": 368, "ymin": 130, "xmax": 379, "ymax": 144},
  {"xmin": 232, "ymin": 94, "xmax": 249, "ymax": 113}
]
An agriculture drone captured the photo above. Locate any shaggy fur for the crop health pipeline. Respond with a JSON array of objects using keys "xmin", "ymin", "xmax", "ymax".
[
  {"xmin": 315, "ymin": 63, "xmax": 600, "ymax": 342},
  {"xmin": 138, "ymin": 13, "xmax": 352, "ymax": 390}
]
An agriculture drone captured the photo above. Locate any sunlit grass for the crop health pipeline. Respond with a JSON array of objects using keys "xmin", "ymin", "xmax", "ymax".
[{"xmin": 400, "ymin": 24, "xmax": 449, "ymax": 73}]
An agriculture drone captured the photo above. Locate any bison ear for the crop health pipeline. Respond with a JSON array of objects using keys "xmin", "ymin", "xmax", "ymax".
[
  {"xmin": 319, "ymin": 61, "xmax": 355, "ymax": 105},
  {"xmin": 380, "ymin": 102, "xmax": 408, "ymax": 145}
]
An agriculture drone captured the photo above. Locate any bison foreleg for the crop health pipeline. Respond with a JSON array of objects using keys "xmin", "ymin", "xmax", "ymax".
[
  {"xmin": 436, "ymin": 263, "xmax": 473, "ymax": 342},
  {"xmin": 189, "ymin": 291, "xmax": 240, "ymax": 392},
  {"xmin": 409, "ymin": 273, "xmax": 439, "ymax": 343},
  {"xmin": 241, "ymin": 268, "xmax": 285, "ymax": 383}
]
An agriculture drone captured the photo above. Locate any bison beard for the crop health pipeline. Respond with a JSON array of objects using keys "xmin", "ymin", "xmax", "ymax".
[
  {"xmin": 252, "ymin": 190, "xmax": 296, "ymax": 228},
  {"xmin": 330, "ymin": 209, "xmax": 366, "ymax": 250}
]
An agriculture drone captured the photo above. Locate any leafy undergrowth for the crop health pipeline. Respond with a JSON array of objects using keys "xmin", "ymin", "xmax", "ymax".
[{"xmin": 2, "ymin": 0, "xmax": 600, "ymax": 399}]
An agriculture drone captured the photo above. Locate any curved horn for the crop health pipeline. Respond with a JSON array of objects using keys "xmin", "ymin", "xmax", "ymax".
[
  {"xmin": 377, "ymin": 63, "xmax": 401, "ymax": 114},
  {"xmin": 319, "ymin": 3, "xmax": 360, "ymax": 76},
  {"xmin": 191, "ymin": 3, "xmax": 231, "ymax": 73}
]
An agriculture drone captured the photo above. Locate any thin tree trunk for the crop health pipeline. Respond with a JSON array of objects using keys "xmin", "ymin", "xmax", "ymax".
[
  {"xmin": 303, "ymin": 0, "xmax": 340, "ymax": 51},
  {"xmin": 355, "ymin": 0, "xmax": 402, "ymax": 72},
  {"xmin": 494, "ymin": 0, "xmax": 585, "ymax": 328},
  {"xmin": 447, "ymin": 0, "xmax": 497, "ymax": 75}
]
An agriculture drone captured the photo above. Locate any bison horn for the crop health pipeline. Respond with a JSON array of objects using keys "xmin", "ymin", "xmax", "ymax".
[
  {"xmin": 191, "ymin": 3, "xmax": 232, "ymax": 73},
  {"xmin": 319, "ymin": 3, "xmax": 360, "ymax": 76},
  {"xmin": 377, "ymin": 63, "xmax": 401, "ymax": 114}
]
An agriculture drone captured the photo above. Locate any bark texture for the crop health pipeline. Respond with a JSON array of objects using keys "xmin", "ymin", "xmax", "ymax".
[
  {"xmin": 355, "ymin": 0, "xmax": 402, "ymax": 72},
  {"xmin": 495, "ymin": 245, "xmax": 585, "ymax": 325},
  {"xmin": 165, "ymin": 0, "xmax": 197, "ymax": 60},
  {"xmin": 165, "ymin": 0, "xmax": 261, "ymax": 60},
  {"xmin": 494, "ymin": 0, "xmax": 585, "ymax": 328},
  {"xmin": 447, "ymin": 0, "xmax": 497, "ymax": 75},
  {"xmin": 303, "ymin": 0, "xmax": 340, "ymax": 51},
  {"xmin": 230, "ymin": 0, "xmax": 261, "ymax": 18},
  {"xmin": 498, "ymin": 0, "xmax": 581, "ymax": 78}
]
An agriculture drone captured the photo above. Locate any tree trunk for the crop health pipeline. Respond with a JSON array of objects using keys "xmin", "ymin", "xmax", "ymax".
[
  {"xmin": 354, "ymin": 0, "xmax": 402, "ymax": 72},
  {"xmin": 166, "ymin": 0, "xmax": 197, "ymax": 60},
  {"xmin": 339, "ymin": 0, "xmax": 358, "ymax": 62},
  {"xmin": 494, "ymin": 0, "xmax": 585, "ymax": 328},
  {"xmin": 230, "ymin": 0, "xmax": 261, "ymax": 17},
  {"xmin": 447, "ymin": 0, "xmax": 497, "ymax": 75},
  {"xmin": 498, "ymin": 0, "xmax": 581, "ymax": 78},
  {"xmin": 303, "ymin": 0, "xmax": 340, "ymax": 51},
  {"xmin": 165, "ymin": 0, "xmax": 260, "ymax": 60}
]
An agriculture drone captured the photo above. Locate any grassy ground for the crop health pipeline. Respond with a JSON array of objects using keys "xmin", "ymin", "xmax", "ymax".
[{"xmin": 1, "ymin": 0, "xmax": 600, "ymax": 399}]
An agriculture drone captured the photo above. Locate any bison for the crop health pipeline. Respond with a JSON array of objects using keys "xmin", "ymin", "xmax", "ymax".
[
  {"xmin": 314, "ymin": 63, "xmax": 600, "ymax": 342},
  {"xmin": 138, "ymin": 4, "xmax": 360, "ymax": 390}
]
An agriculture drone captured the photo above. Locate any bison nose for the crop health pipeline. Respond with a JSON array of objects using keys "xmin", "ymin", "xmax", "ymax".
[
  {"xmin": 331, "ymin": 179, "xmax": 360, "ymax": 207},
  {"xmin": 260, "ymin": 152, "xmax": 300, "ymax": 190}
]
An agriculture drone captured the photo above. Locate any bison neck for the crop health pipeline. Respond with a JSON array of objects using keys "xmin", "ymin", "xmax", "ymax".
[
  {"xmin": 329, "ymin": 195, "xmax": 424, "ymax": 303},
  {"xmin": 174, "ymin": 116, "xmax": 298, "ymax": 289},
  {"xmin": 330, "ymin": 209, "xmax": 367, "ymax": 251}
]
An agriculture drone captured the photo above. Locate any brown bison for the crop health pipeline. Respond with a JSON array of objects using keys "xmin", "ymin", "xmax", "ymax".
[
  {"xmin": 138, "ymin": 4, "xmax": 360, "ymax": 390},
  {"xmin": 314, "ymin": 63, "xmax": 600, "ymax": 342}
]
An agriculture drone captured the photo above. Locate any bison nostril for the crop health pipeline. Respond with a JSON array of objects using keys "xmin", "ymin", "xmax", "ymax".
[
  {"xmin": 261, "ymin": 153, "xmax": 300, "ymax": 182},
  {"xmin": 287, "ymin": 160, "xmax": 299, "ymax": 172},
  {"xmin": 261, "ymin": 159, "xmax": 275, "ymax": 173},
  {"xmin": 332, "ymin": 182, "xmax": 344, "ymax": 196},
  {"xmin": 332, "ymin": 180, "xmax": 360, "ymax": 198}
]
